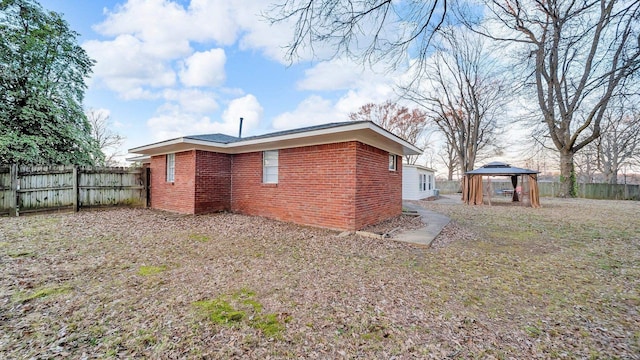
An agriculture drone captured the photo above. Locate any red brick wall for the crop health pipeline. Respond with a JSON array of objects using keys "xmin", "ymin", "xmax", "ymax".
[
  {"xmin": 149, "ymin": 142, "xmax": 403, "ymax": 230},
  {"xmin": 231, "ymin": 142, "xmax": 358, "ymax": 230},
  {"xmin": 150, "ymin": 151, "xmax": 196, "ymax": 213},
  {"xmin": 354, "ymin": 143, "xmax": 403, "ymax": 229},
  {"xmin": 194, "ymin": 150, "xmax": 231, "ymax": 213}
]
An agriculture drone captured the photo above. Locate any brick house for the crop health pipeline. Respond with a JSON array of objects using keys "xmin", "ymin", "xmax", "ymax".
[{"xmin": 129, "ymin": 121, "xmax": 421, "ymax": 231}]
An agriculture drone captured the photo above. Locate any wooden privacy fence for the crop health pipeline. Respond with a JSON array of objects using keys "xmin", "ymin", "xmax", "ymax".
[
  {"xmin": 436, "ymin": 180, "xmax": 640, "ymax": 200},
  {"xmin": 0, "ymin": 165, "xmax": 150, "ymax": 216}
]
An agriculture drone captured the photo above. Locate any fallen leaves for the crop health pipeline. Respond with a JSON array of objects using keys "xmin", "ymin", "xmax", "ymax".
[{"xmin": 0, "ymin": 198, "xmax": 638, "ymax": 358}]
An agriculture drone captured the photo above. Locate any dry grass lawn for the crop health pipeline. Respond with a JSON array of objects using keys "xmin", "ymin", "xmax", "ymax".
[{"xmin": 1, "ymin": 197, "xmax": 639, "ymax": 359}]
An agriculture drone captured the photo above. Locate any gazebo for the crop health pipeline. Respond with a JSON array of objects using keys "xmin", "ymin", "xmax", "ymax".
[{"xmin": 462, "ymin": 162, "xmax": 541, "ymax": 207}]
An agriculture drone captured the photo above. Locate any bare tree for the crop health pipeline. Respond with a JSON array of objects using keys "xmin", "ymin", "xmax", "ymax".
[
  {"xmin": 438, "ymin": 141, "xmax": 459, "ymax": 180},
  {"xmin": 402, "ymin": 28, "xmax": 506, "ymax": 174},
  {"xmin": 574, "ymin": 147, "xmax": 599, "ymax": 183},
  {"xmin": 476, "ymin": 0, "xmax": 640, "ymax": 196},
  {"xmin": 594, "ymin": 103, "xmax": 640, "ymax": 184},
  {"xmin": 349, "ymin": 101, "xmax": 428, "ymax": 164},
  {"xmin": 575, "ymin": 102, "xmax": 640, "ymax": 184},
  {"xmin": 266, "ymin": 0, "xmax": 447, "ymax": 72},
  {"xmin": 420, "ymin": 139, "xmax": 438, "ymax": 169},
  {"xmin": 86, "ymin": 109, "xmax": 125, "ymax": 166}
]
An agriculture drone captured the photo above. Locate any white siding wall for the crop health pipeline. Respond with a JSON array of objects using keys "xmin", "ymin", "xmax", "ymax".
[
  {"xmin": 402, "ymin": 166, "xmax": 419, "ymax": 200},
  {"xmin": 402, "ymin": 165, "xmax": 436, "ymax": 200}
]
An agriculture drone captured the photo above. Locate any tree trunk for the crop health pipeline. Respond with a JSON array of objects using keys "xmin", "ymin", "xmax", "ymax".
[
  {"xmin": 608, "ymin": 170, "xmax": 618, "ymax": 185},
  {"xmin": 559, "ymin": 151, "xmax": 577, "ymax": 198}
]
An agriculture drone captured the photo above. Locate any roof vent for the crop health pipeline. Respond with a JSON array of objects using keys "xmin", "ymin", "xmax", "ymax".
[
  {"xmin": 483, "ymin": 161, "xmax": 510, "ymax": 168},
  {"xmin": 238, "ymin": 117, "xmax": 243, "ymax": 138}
]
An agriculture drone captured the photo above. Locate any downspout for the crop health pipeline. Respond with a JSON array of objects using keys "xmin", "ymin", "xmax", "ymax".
[
  {"xmin": 232, "ymin": 117, "xmax": 242, "ymax": 211},
  {"xmin": 230, "ymin": 155, "xmax": 234, "ymax": 212}
]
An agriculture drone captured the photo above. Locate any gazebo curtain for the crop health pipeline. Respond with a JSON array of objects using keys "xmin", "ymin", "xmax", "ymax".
[
  {"xmin": 528, "ymin": 174, "xmax": 540, "ymax": 208},
  {"xmin": 462, "ymin": 175, "xmax": 483, "ymax": 205}
]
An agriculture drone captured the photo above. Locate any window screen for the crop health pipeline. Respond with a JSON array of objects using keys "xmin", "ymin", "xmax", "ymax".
[
  {"xmin": 166, "ymin": 153, "xmax": 175, "ymax": 182},
  {"xmin": 263, "ymin": 150, "xmax": 278, "ymax": 183}
]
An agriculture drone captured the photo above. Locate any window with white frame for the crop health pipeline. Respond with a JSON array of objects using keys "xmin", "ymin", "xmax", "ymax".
[
  {"xmin": 428, "ymin": 175, "xmax": 432, "ymax": 190},
  {"xmin": 166, "ymin": 153, "xmax": 175, "ymax": 182},
  {"xmin": 263, "ymin": 150, "xmax": 278, "ymax": 183},
  {"xmin": 419, "ymin": 174, "xmax": 426, "ymax": 191},
  {"xmin": 388, "ymin": 154, "xmax": 396, "ymax": 171}
]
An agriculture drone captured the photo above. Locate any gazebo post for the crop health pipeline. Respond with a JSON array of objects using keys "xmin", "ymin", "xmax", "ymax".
[
  {"xmin": 487, "ymin": 176, "xmax": 493, "ymax": 206},
  {"xmin": 520, "ymin": 174, "xmax": 525, "ymax": 206}
]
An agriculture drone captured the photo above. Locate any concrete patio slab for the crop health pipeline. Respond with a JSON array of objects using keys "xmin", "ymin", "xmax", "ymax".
[{"xmin": 394, "ymin": 201, "xmax": 451, "ymax": 247}]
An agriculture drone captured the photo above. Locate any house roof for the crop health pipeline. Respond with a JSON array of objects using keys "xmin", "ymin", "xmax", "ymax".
[
  {"xmin": 465, "ymin": 161, "xmax": 539, "ymax": 175},
  {"xmin": 403, "ymin": 164, "xmax": 437, "ymax": 173},
  {"xmin": 129, "ymin": 121, "xmax": 422, "ymax": 157},
  {"xmin": 185, "ymin": 133, "xmax": 241, "ymax": 143}
]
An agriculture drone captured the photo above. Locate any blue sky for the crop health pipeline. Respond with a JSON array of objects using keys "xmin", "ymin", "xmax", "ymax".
[{"xmin": 38, "ymin": 0, "xmax": 402, "ymax": 161}]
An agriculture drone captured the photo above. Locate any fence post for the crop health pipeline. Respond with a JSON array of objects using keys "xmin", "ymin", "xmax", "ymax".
[
  {"xmin": 72, "ymin": 166, "xmax": 79, "ymax": 212},
  {"xmin": 624, "ymin": 183, "xmax": 629, "ymax": 200},
  {"xmin": 8, "ymin": 164, "xmax": 18, "ymax": 216},
  {"xmin": 143, "ymin": 167, "xmax": 151, "ymax": 208}
]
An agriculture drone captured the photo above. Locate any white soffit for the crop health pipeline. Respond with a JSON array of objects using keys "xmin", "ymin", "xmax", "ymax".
[{"xmin": 128, "ymin": 122, "xmax": 422, "ymax": 157}]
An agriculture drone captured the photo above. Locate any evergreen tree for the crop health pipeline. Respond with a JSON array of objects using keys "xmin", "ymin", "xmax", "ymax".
[{"xmin": 0, "ymin": 0, "xmax": 102, "ymax": 165}]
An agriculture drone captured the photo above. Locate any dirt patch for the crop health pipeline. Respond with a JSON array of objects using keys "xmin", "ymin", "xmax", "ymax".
[{"xmin": 1, "ymin": 200, "xmax": 639, "ymax": 358}]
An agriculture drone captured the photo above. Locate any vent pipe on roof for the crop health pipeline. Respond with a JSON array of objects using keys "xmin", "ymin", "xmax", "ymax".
[{"xmin": 238, "ymin": 117, "xmax": 243, "ymax": 138}]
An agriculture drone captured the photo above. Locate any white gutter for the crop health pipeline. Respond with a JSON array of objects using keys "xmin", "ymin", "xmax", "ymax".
[{"xmin": 129, "ymin": 121, "xmax": 422, "ymax": 156}]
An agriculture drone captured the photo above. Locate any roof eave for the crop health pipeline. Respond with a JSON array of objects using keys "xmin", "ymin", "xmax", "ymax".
[
  {"xmin": 128, "ymin": 137, "xmax": 232, "ymax": 155},
  {"xmin": 404, "ymin": 164, "xmax": 437, "ymax": 172},
  {"xmin": 126, "ymin": 155, "xmax": 151, "ymax": 163},
  {"xmin": 465, "ymin": 169, "xmax": 540, "ymax": 175},
  {"xmin": 128, "ymin": 121, "xmax": 423, "ymax": 157},
  {"xmin": 365, "ymin": 122, "xmax": 422, "ymax": 156}
]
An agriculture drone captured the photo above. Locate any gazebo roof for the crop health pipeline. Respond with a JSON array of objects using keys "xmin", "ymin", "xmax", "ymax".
[{"xmin": 465, "ymin": 161, "xmax": 539, "ymax": 175}]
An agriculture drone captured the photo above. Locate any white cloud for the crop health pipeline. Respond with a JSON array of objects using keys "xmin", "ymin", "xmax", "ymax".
[
  {"xmin": 162, "ymin": 89, "xmax": 219, "ymax": 113},
  {"xmin": 186, "ymin": 0, "xmax": 244, "ymax": 45},
  {"xmin": 147, "ymin": 94, "xmax": 263, "ymax": 141},
  {"xmin": 297, "ymin": 58, "xmax": 401, "ymax": 94},
  {"xmin": 93, "ymin": 0, "xmax": 295, "ymax": 56},
  {"xmin": 84, "ymin": 0, "xmax": 299, "ymax": 100},
  {"xmin": 147, "ymin": 112, "xmax": 213, "ymax": 141},
  {"xmin": 221, "ymin": 94, "xmax": 263, "ymax": 136},
  {"xmin": 234, "ymin": 7, "xmax": 301, "ymax": 63},
  {"xmin": 94, "ymin": 0, "xmax": 194, "ymax": 57},
  {"xmin": 84, "ymin": 1, "xmax": 428, "ymax": 148},
  {"xmin": 272, "ymin": 89, "xmax": 396, "ymax": 131},
  {"xmin": 334, "ymin": 87, "xmax": 394, "ymax": 113},
  {"xmin": 84, "ymin": 34, "xmax": 177, "ymax": 99},
  {"xmin": 272, "ymin": 96, "xmax": 340, "ymax": 130},
  {"xmin": 268, "ymin": 52, "xmax": 407, "ymax": 131},
  {"xmin": 179, "ymin": 49, "xmax": 226, "ymax": 87},
  {"xmin": 297, "ymin": 60, "xmax": 367, "ymax": 91}
]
